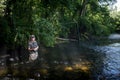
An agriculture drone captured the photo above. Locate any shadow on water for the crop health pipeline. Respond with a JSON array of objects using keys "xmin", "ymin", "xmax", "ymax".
[{"xmin": 0, "ymin": 41, "xmax": 107, "ymax": 80}]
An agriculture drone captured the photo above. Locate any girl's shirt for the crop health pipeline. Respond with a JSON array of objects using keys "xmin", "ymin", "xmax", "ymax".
[{"xmin": 28, "ymin": 41, "xmax": 38, "ymax": 52}]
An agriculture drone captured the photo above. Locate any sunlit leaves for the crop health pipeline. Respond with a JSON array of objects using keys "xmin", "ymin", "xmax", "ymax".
[
  {"xmin": 111, "ymin": 11, "xmax": 120, "ymax": 32},
  {"xmin": 0, "ymin": 0, "xmax": 6, "ymax": 16}
]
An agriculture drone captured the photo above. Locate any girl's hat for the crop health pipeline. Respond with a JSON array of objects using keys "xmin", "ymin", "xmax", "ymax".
[{"xmin": 30, "ymin": 35, "xmax": 35, "ymax": 38}]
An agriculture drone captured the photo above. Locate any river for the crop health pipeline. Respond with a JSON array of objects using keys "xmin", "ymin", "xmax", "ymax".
[{"xmin": 0, "ymin": 34, "xmax": 120, "ymax": 80}]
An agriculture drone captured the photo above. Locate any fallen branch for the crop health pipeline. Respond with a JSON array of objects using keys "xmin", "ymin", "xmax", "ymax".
[{"xmin": 56, "ymin": 37, "xmax": 78, "ymax": 41}]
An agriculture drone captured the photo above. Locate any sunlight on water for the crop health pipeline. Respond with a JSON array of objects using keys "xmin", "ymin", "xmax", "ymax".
[
  {"xmin": 64, "ymin": 61, "xmax": 90, "ymax": 73},
  {"xmin": 73, "ymin": 62, "xmax": 90, "ymax": 71},
  {"xmin": 64, "ymin": 66, "xmax": 73, "ymax": 71},
  {"xmin": 108, "ymin": 34, "xmax": 120, "ymax": 39},
  {"xmin": 109, "ymin": 43, "xmax": 120, "ymax": 47}
]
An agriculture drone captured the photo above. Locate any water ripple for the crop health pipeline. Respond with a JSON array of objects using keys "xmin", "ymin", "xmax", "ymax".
[{"xmin": 94, "ymin": 43, "xmax": 120, "ymax": 75}]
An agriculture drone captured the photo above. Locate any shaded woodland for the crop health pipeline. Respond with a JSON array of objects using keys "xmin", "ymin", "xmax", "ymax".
[{"xmin": 0, "ymin": 0, "xmax": 120, "ymax": 48}]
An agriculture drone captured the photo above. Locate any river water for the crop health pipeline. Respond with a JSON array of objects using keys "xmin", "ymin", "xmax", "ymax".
[
  {"xmin": 0, "ymin": 34, "xmax": 120, "ymax": 80},
  {"xmin": 93, "ymin": 43, "xmax": 120, "ymax": 80}
]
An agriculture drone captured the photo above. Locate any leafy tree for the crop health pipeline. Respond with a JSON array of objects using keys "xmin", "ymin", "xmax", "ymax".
[{"xmin": 0, "ymin": 0, "xmax": 118, "ymax": 48}]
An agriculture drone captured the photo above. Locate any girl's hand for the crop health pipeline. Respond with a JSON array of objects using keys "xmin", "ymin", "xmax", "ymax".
[
  {"xmin": 28, "ymin": 48, "xmax": 34, "ymax": 51},
  {"xmin": 34, "ymin": 48, "xmax": 37, "ymax": 51}
]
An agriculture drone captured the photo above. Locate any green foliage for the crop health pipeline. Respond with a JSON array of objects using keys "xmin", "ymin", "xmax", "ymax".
[
  {"xmin": 0, "ymin": 0, "xmax": 118, "ymax": 47},
  {"xmin": 0, "ymin": 0, "xmax": 6, "ymax": 16},
  {"xmin": 33, "ymin": 18, "xmax": 56, "ymax": 47},
  {"xmin": 88, "ymin": 12, "xmax": 112, "ymax": 36},
  {"xmin": 0, "ymin": 17, "xmax": 10, "ymax": 44},
  {"xmin": 111, "ymin": 11, "xmax": 120, "ymax": 32}
]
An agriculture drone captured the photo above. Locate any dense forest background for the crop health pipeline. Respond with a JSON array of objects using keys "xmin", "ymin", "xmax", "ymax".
[{"xmin": 0, "ymin": 0, "xmax": 120, "ymax": 48}]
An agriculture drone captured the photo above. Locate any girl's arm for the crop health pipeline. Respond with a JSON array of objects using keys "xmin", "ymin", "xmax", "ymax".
[
  {"xmin": 33, "ymin": 46, "xmax": 39, "ymax": 51},
  {"xmin": 28, "ymin": 47, "xmax": 33, "ymax": 51}
]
